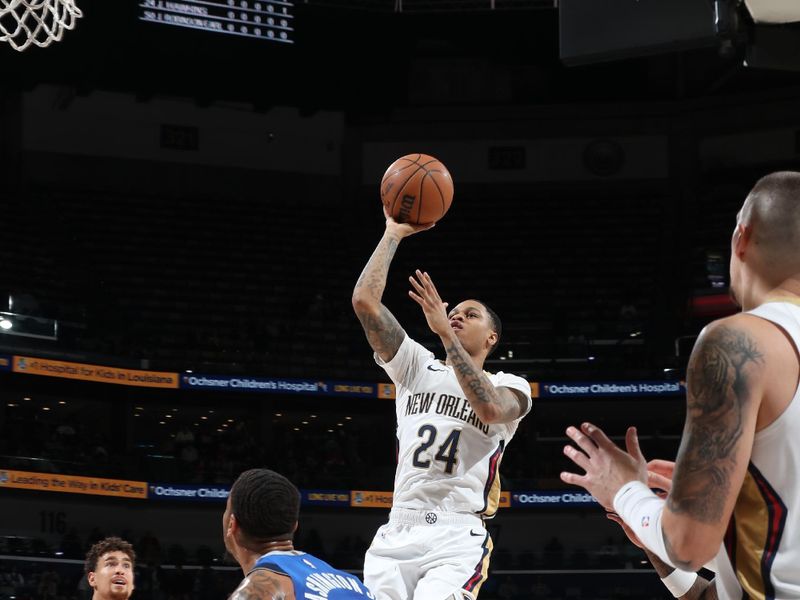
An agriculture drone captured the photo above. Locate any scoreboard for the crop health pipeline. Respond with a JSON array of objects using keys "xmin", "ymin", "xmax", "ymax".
[{"xmin": 139, "ymin": 0, "xmax": 294, "ymax": 43}]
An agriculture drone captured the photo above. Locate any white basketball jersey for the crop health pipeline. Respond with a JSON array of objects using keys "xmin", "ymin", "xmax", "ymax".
[
  {"xmin": 715, "ymin": 301, "xmax": 800, "ymax": 599},
  {"xmin": 376, "ymin": 335, "xmax": 532, "ymax": 517}
]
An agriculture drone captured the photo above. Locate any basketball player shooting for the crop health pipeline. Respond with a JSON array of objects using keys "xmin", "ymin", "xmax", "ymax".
[
  {"xmin": 352, "ymin": 207, "xmax": 532, "ymax": 600},
  {"xmin": 561, "ymin": 172, "xmax": 800, "ymax": 599}
]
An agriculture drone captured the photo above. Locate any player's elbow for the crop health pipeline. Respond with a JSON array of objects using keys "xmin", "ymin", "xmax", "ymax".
[
  {"xmin": 351, "ymin": 292, "xmax": 378, "ymax": 315},
  {"xmin": 473, "ymin": 404, "xmax": 503, "ymax": 425},
  {"xmin": 664, "ymin": 525, "xmax": 720, "ymax": 572}
]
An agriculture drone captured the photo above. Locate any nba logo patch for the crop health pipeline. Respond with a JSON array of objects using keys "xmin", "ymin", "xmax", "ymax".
[
  {"xmin": 641, "ymin": 515, "xmax": 650, "ymax": 528},
  {"xmin": 0, "ymin": 471, "xmax": 8, "ymax": 484}
]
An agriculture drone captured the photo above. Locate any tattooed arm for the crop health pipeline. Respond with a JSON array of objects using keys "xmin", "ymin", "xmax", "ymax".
[
  {"xmin": 352, "ymin": 212, "xmax": 432, "ymax": 363},
  {"xmin": 662, "ymin": 315, "xmax": 767, "ymax": 571},
  {"xmin": 444, "ymin": 336, "xmax": 528, "ymax": 424},
  {"xmin": 228, "ymin": 570, "xmax": 294, "ymax": 600}
]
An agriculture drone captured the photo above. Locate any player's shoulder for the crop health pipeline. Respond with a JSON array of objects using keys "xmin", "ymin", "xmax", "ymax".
[
  {"xmin": 403, "ymin": 335, "xmax": 437, "ymax": 360},
  {"xmin": 488, "ymin": 369, "xmax": 528, "ymax": 384},
  {"xmin": 229, "ymin": 569, "xmax": 294, "ymax": 600},
  {"xmin": 699, "ymin": 311, "xmax": 786, "ymax": 351}
]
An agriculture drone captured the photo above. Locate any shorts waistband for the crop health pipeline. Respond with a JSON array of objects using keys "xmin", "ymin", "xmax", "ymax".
[{"xmin": 389, "ymin": 507, "xmax": 484, "ymax": 527}]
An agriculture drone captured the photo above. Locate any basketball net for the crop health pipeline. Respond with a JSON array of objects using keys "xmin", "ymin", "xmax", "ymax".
[{"xmin": 0, "ymin": 0, "xmax": 82, "ymax": 51}]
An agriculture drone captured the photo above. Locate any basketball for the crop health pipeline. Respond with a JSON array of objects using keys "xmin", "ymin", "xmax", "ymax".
[{"xmin": 380, "ymin": 154, "xmax": 454, "ymax": 225}]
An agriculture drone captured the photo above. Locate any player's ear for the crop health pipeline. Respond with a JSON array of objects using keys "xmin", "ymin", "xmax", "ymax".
[
  {"xmin": 487, "ymin": 331, "xmax": 498, "ymax": 351},
  {"xmin": 733, "ymin": 222, "xmax": 751, "ymax": 259},
  {"xmin": 87, "ymin": 571, "xmax": 96, "ymax": 589},
  {"xmin": 227, "ymin": 513, "xmax": 239, "ymax": 539}
]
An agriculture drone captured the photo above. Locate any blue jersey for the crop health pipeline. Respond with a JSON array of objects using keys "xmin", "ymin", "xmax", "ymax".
[{"xmin": 250, "ymin": 551, "xmax": 375, "ymax": 600}]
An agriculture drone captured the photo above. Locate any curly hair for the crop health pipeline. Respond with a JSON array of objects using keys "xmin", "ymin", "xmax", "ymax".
[
  {"xmin": 84, "ymin": 537, "xmax": 136, "ymax": 575},
  {"xmin": 231, "ymin": 468, "xmax": 300, "ymax": 542}
]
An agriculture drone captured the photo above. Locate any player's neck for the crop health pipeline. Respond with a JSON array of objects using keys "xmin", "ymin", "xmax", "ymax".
[
  {"xmin": 91, "ymin": 592, "xmax": 128, "ymax": 600},
  {"xmin": 761, "ymin": 279, "xmax": 800, "ymax": 307},
  {"xmin": 236, "ymin": 540, "xmax": 295, "ymax": 574}
]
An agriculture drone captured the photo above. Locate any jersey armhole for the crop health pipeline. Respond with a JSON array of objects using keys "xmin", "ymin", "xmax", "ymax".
[{"xmin": 747, "ymin": 312, "xmax": 800, "ymax": 433}]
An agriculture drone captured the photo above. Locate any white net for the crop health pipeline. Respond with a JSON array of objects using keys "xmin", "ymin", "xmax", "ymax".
[{"xmin": 0, "ymin": 0, "xmax": 82, "ymax": 52}]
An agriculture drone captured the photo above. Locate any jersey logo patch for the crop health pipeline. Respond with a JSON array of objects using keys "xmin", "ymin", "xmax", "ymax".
[
  {"xmin": 425, "ymin": 512, "xmax": 438, "ymax": 524},
  {"xmin": 427, "ymin": 365, "xmax": 447, "ymax": 372},
  {"xmin": 469, "ymin": 530, "xmax": 483, "ymax": 537}
]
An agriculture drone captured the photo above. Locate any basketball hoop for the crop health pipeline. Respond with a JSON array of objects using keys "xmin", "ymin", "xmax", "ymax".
[{"xmin": 0, "ymin": 0, "xmax": 82, "ymax": 52}]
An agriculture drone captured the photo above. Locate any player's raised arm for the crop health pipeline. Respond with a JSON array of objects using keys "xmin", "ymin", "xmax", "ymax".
[
  {"xmin": 408, "ymin": 270, "xmax": 528, "ymax": 425},
  {"xmin": 352, "ymin": 208, "xmax": 433, "ymax": 363}
]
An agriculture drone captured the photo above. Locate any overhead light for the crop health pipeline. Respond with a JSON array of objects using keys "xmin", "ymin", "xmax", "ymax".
[
  {"xmin": 345, "ymin": 416, "xmax": 352, "ymax": 420},
  {"xmin": 587, "ymin": 356, "xmax": 595, "ymax": 361},
  {"xmin": 159, "ymin": 421, "xmax": 166, "ymax": 425},
  {"xmin": 302, "ymin": 421, "xmax": 308, "ymax": 425},
  {"xmin": 201, "ymin": 416, "xmax": 208, "ymax": 420},
  {"xmin": 42, "ymin": 407, "xmax": 51, "ymax": 411},
  {"xmin": 58, "ymin": 400, "xmax": 66, "ymax": 405},
  {"xmin": 0, "ymin": 318, "xmax": 12, "ymax": 330},
  {"xmin": 275, "ymin": 413, "xmax": 282, "ymax": 417}
]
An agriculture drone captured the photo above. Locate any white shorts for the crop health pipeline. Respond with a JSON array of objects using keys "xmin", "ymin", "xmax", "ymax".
[{"xmin": 363, "ymin": 508, "xmax": 493, "ymax": 600}]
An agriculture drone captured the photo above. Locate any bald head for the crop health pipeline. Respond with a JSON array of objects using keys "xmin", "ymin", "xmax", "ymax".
[{"xmin": 740, "ymin": 171, "xmax": 800, "ymax": 275}]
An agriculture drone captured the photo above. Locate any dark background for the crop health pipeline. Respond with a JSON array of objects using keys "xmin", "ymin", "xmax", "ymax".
[{"xmin": 2, "ymin": 1, "xmax": 799, "ymax": 598}]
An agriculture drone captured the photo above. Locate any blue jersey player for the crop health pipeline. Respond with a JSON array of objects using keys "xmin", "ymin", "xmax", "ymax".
[{"xmin": 224, "ymin": 469, "xmax": 375, "ymax": 600}]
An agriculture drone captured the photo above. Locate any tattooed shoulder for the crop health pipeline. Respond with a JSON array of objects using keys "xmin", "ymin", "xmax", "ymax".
[
  {"xmin": 688, "ymin": 322, "xmax": 764, "ymax": 414},
  {"xmin": 356, "ymin": 305, "xmax": 406, "ymax": 361},
  {"xmin": 229, "ymin": 570, "xmax": 289, "ymax": 600}
]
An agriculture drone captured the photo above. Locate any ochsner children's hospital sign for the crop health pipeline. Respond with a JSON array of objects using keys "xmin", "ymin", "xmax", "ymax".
[{"xmin": 537, "ymin": 380, "xmax": 684, "ymax": 398}]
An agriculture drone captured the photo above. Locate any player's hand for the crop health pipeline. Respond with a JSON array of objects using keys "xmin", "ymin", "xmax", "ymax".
[
  {"xmin": 384, "ymin": 205, "xmax": 434, "ymax": 239},
  {"xmin": 647, "ymin": 459, "xmax": 675, "ymax": 494},
  {"xmin": 408, "ymin": 270, "xmax": 451, "ymax": 338},
  {"xmin": 560, "ymin": 423, "xmax": 648, "ymax": 511}
]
